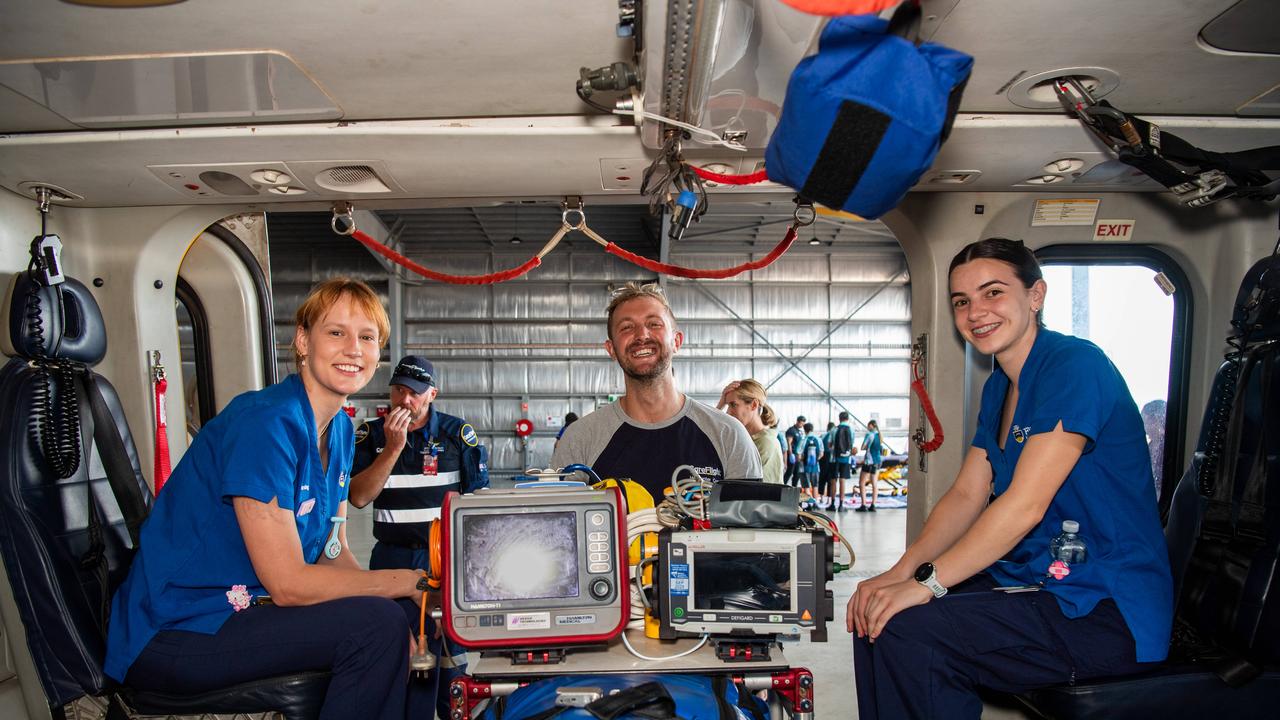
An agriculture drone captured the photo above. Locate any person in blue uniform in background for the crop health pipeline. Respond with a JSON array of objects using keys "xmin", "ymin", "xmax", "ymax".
[
  {"xmin": 105, "ymin": 278, "xmax": 429, "ymax": 720},
  {"xmin": 349, "ymin": 355, "xmax": 489, "ymax": 720},
  {"xmin": 856, "ymin": 419, "xmax": 883, "ymax": 512},
  {"xmin": 848, "ymin": 238, "xmax": 1173, "ymax": 719}
]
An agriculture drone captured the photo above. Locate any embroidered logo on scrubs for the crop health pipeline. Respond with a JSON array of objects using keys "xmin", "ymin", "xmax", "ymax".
[
  {"xmin": 227, "ymin": 584, "xmax": 251, "ymax": 612},
  {"xmin": 297, "ymin": 498, "xmax": 316, "ymax": 517},
  {"xmin": 354, "ymin": 422, "xmax": 370, "ymax": 444},
  {"xmin": 1012, "ymin": 425, "xmax": 1030, "ymax": 444},
  {"xmin": 338, "ymin": 471, "xmax": 347, "ymax": 488},
  {"xmin": 461, "ymin": 423, "xmax": 479, "ymax": 447}
]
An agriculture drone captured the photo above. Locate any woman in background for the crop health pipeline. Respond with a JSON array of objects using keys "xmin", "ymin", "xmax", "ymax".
[
  {"xmin": 718, "ymin": 379, "xmax": 784, "ymax": 484},
  {"xmin": 856, "ymin": 419, "xmax": 883, "ymax": 512}
]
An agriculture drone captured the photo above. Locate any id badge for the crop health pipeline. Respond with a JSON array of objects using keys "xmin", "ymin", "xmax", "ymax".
[{"xmin": 422, "ymin": 452, "xmax": 438, "ymax": 476}]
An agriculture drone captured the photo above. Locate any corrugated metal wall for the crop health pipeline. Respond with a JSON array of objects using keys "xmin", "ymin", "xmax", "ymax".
[{"xmin": 266, "ymin": 205, "xmax": 912, "ymax": 479}]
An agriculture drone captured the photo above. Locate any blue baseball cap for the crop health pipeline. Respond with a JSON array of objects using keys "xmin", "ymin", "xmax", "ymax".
[{"xmin": 390, "ymin": 355, "xmax": 436, "ymax": 393}]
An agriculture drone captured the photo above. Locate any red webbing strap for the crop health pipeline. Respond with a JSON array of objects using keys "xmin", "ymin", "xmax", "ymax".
[
  {"xmin": 688, "ymin": 166, "xmax": 770, "ymax": 185},
  {"xmin": 152, "ymin": 376, "xmax": 171, "ymax": 494},
  {"xmin": 351, "ymin": 229, "xmax": 541, "ymax": 285},
  {"xmin": 911, "ymin": 359, "xmax": 944, "ymax": 453},
  {"xmin": 604, "ymin": 226, "xmax": 797, "ymax": 279}
]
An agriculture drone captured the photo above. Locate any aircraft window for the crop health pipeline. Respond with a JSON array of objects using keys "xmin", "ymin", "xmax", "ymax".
[
  {"xmin": 175, "ymin": 278, "xmax": 216, "ymax": 437},
  {"xmin": 1037, "ymin": 248, "xmax": 1191, "ymax": 513}
]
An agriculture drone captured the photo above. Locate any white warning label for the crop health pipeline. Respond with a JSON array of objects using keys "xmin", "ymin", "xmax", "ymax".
[
  {"xmin": 506, "ymin": 612, "xmax": 551, "ymax": 631},
  {"xmin": 555, "ymin": 614, "xmax": 597, "ymax": 626}
]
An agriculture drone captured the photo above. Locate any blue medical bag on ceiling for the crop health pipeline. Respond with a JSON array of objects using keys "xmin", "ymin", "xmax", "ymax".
[{"xmin": 764, "ymin": 4, "xmax": 973, "ymax": 219}]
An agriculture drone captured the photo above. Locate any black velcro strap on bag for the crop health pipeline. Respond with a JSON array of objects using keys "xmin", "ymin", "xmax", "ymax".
[
  {"xmin": 586, "ymin": 682, "xmax": 681, "ymax": 720},
  {"xmin": 800, "ymin": 100, "xmax": 892, "ymax": 211}
]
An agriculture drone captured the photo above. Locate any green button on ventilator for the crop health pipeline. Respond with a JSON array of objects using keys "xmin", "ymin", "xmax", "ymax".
[{"xmin": 674, "ymin": 607, "xmax": 685, "ymax": 618}]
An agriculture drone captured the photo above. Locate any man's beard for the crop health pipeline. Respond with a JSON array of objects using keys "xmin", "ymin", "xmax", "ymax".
[
  {"xmin": 619, "ymin": 343, "xmax": 672, "ymax": 383},
  {"xmin": 400, "ymin": 401, "xmax": 427, "ymax": 424}
]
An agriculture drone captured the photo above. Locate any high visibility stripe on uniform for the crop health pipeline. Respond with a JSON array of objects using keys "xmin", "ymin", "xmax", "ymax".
[
  {"xmin": 384, "ymin": 471, "xmax": 461, "ymax": 489},
  {"xmin": 376, "ymin": 507, "xmax": 443, "ymax": 524}
]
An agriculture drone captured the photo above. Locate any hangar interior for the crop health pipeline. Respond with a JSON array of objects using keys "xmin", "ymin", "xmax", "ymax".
[{"xmin": 257, "ymin": 201, "xmax": 913, "ymax": 480}]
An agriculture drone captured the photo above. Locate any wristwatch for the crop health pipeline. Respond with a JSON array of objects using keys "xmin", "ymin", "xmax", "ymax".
[{"xmin": 914, "ymin": 562, "xmax": 948, "ymax": 598}]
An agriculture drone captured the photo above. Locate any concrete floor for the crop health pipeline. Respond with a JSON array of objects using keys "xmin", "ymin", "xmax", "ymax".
[
  {"xmin": 348, "ymin": 499, "xmax": 1033, "ymax": 719},
  {"xmin": 781, "ymin": 505, "xmax": 907, "ymax": 719}
]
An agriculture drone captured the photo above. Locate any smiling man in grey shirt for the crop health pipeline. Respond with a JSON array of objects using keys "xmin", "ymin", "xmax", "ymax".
[{"xmin": 552, "ymin": 282, "xmax": 761, "ymax": 501}]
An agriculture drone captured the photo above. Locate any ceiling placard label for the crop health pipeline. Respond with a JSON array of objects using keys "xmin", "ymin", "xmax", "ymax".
[{"xmin": 1030, "ymin": 198, "xmax": 1101, "ymax": 226}]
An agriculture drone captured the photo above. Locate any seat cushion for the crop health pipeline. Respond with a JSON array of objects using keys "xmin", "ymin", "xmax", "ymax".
[
  {"xmin": 1018, "ymin": 663, "xmax": 1280, "ymax": 720},
  {"xmin": 123, "ymin": 670, "xmax": 330, "ymax": 720}
]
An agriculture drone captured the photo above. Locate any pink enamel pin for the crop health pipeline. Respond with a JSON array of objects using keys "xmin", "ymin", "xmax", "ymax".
[{"xmin": 226, "ymin": 584, "xmax": 252, "ymax": 612}]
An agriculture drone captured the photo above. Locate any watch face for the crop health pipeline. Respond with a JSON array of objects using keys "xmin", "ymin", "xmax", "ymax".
[{"xmin": 914, "ymin": 562, "xmax": 934, "ymax": 583}]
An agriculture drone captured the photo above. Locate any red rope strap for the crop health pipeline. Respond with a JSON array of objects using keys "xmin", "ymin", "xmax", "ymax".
[
  {"xmin": 152, "ymin": 375, "xmax": 171, "ymax": 495},
  {"xmin": 910, "ymin": 359, "xmax": 944, "ymax": 453},
  {"xmin": 689, "ymin": 166, "xmax": 770, "ymax": 185},
  {"xmin": 350, "ymin": 229, "xmax": 540, "ymax": 285},
  {"xmin": 604, "ymin": 226, "xmax": 797, "ymax": 279}
]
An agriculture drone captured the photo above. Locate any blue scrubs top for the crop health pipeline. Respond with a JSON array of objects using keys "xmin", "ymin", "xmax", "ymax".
[
  {"xmin": 863, "ymin": 430, "xmax": 883, "ymax": 465},
  {"xmin": 104, "ymin": 374, "xmax": 353, "ymax": 681},
  {"xmin": 974, "ymin": 329, "xmax": 1173, "ymax": 662}
]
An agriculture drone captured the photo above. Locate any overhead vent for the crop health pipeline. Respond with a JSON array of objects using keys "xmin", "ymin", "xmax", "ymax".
[
  {"xmin": 313, "ymin": 165, "xmax": 392, "ymax": 194},
  {"xmin": 148, "ymin": 162, "xmax": 310, "ymax": 199}
]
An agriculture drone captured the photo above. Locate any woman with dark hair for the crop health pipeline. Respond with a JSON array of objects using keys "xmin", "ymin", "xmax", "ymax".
[
  {"xmin": 848, "ymin": 239, "xmax": 1172, "ymax": 719},
  {"xmin": 106, "ymin": 278, "xmax": 427, "ymax": 720}
]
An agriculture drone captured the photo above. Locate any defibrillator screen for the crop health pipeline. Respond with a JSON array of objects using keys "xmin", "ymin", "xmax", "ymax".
[
  {"xmin": 691, "ymin": 551, "xmax": 792, "ymax": 612},
  {"xmin": 461, "ymin": 512, "xmax": 580, "ymax": 602}
]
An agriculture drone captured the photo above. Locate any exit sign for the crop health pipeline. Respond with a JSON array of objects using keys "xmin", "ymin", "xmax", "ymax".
[{"xmin": 1092, "ymin": 219, "xmax": 1135, "ymax": 242}]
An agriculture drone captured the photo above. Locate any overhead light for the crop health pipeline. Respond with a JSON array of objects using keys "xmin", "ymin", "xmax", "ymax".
[
  {"xmin": 510, "ymin": 203, "xmax": 522, "ymax": 244},
  {"xmin": 808, "ymin": 237, "xmax": 821, "ymax": 246}
]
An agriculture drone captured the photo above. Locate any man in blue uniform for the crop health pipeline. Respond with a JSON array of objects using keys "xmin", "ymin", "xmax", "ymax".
[{"xmin": 350, "ymin": 355, "xmax": 489, "ymax": 720}]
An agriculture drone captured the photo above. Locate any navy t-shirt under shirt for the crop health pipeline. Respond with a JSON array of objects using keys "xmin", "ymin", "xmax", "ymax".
[{"xmin": 551, "ymin": 398, "xmax": 761, "ymax": 502}]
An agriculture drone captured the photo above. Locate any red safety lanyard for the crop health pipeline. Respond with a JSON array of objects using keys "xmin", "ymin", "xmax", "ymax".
[
  {"xmin": 152, "ymin": 357, "xmax": 171, "ymax": 494},
  {"xmin": 911, "ymin": 356, "xmax": 944, "ymax": 454}
]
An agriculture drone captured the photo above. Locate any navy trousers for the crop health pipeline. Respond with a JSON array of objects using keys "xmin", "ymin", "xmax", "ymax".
[
  {"xmin": 853, "ymin": 574, "xmax": 1154, "ymax": 720},
  {"xmin": 372, "ymin": 541, "xmax": 469, "ymax": 720},
  {"xmin": 127, "ymin": 596, "xmax": 411, "ymax": 720}
]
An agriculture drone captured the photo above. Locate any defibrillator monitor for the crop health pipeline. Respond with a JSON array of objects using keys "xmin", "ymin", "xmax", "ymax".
[
  {"xmin": 657, "ymin": 528, "xmax": 833, "ymax": 641},
  {"xmin": 440, "ymin": 485, "xmax": 628, "ymax": 649}
]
